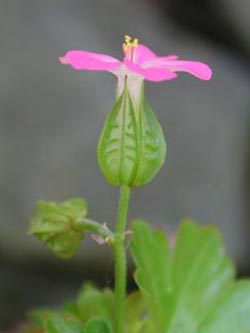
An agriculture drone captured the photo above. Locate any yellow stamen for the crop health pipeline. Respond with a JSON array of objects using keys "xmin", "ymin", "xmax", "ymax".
[
  {"xmin": 124, "ymin": 35, "xmax": 131, "ymax": 44},
  {"xmin": 123, "ymin": 34, "xmax": 139, "ymax": 52}
]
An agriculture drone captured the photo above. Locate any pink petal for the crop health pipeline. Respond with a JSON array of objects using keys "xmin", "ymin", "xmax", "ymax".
[
  {"xmin": 123, "ymin": 59, "xmax": 144, "ymax": 75},
  {"xmin": 134, "ymin": 44, "xmax": 158, "ymax": 64},
  {"xmin": 144, "ymin": 57, "xmax": 212, "ymax": 80},
  {"xmin": 59, "ymin": 50, "xmax": 121, "ymax": 71},
  {"xmin": 142, "ymin": 67, "xmax": 178, "ymax": 81},
  {"xmin": 164, "ymin": 55, "xmax": 179, "ymax": 60},
  {"xmin": 124, "ymin": 59, "xmax": 177, "ymax": 82}
]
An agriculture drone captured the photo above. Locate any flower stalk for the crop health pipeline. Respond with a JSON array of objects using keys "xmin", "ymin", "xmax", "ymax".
[
  {"xmin": 76, "ymin": 218, "xmax": 114, "ymax": 244},
  {"xmin": 114, "ymin": 185, "xmax": 131, "ymax": 333}
]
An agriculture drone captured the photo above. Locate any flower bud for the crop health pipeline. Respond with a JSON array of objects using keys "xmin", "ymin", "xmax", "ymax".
[
  {"xmin": 98, "ymin": 87, "xmax": 166, "ymax": 187},
  {"xmin": 29, "ymin": 198, "xmax": 87, "ymax": 259}
]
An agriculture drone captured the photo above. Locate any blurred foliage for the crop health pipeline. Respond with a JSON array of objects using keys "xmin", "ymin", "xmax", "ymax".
[{"xmin": 22, "ymin": 220, "xmax": 250, "ymax": 332}]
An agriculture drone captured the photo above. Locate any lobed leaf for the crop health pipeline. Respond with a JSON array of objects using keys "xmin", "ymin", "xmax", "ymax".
[{"xmin": 130, "ymin": 219, "xmax": 236, "ymax": 333}]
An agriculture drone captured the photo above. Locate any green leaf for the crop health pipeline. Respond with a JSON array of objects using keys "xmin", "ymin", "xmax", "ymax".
[
  {"xmin": 126, "ymin": 291, "xmax": 145, "ymax": 324},
  {"xmin": 44, "ymin": 314, "xmax": 83, "ymax": 333},
  {"xmin": 82, "ymin": 317, "xmax": 111, "ymax": 333},
  {"xmin": 167, "ymin": 220, "xmax": 235, "ymax": 332},
  {"xmin": 130, "ymin": 219, "xmax": 235, "ymax": 333},
  {"xmin": 130, "ymin": 219, "xmax": 171, "ymax": 331},
  {"xmin": 76, "ymin": 283, "xmax": 114, "ymax": 323},
  {"xmin": 29, "ymin": 198, "xmax": 87, "ymax": 258},
  {"xmin": 126, "ymin": 291, "xmax": 155, "ymax": 333},
  {"xmin": 199, "ymin": 281, "xmax": 250, "ymax": 333}
]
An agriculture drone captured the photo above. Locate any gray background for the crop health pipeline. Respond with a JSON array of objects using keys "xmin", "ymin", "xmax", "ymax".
[{"xmin": 0, "ymin": 0, "xmax": 249, "ymax": 329}]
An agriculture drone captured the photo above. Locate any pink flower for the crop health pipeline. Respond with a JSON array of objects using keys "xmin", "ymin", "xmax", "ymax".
[{"xmin": 59, "ymin": 35, "xmax": 212, "ymax": 82}]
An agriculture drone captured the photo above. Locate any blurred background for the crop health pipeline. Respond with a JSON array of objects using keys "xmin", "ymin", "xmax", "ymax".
[{"xmin": 0, "ymin": 0, "xmax": 249, "ymax": 329}]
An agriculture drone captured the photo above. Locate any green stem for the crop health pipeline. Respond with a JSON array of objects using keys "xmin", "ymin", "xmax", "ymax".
[
  {"xmin": 77, "ymin": 218, "xmax": 113, "ymax": 240},
  {"xmin": 114, "ymin": 185, "xmax": 131, "ymax": 333}
]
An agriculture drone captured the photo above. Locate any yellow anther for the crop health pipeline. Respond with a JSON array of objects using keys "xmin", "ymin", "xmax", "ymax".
[
  {"xmin": 123, "ymin": 35, "xmax": 139, "ymax": 52},
  {"xmin": 124, "ymin": 34, "xmax": 131, "ymax": 43},
  {"xmin": 132, "ymin": 38, "xmax": 139, "ymax": 47}
]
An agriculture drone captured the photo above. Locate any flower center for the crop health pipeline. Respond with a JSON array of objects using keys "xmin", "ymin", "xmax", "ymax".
[{"xmin": 122, "ymin": 34, "xmax": 139, "ymax": 62}]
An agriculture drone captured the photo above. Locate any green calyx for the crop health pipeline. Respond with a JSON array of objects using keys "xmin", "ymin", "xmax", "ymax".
[{"xmin": 97, "ymin": 84, "xmax": 167, "ymax": 187}]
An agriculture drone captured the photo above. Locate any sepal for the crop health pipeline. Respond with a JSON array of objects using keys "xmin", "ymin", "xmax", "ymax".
[
  {"xmin": 98, "ymin": 87, "xmax": 166, "ymax": 187},
  {"xmin": 133, "ymin": 97, "xmax": 166, "ymax": 186}
]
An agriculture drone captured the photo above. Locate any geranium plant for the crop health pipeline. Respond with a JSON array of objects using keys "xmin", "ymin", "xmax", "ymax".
[{"xmin": 22, "ymin": 36, "xmax": 250, "ymax": 333}]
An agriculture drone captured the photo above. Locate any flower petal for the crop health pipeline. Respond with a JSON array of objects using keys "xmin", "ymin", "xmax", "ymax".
[
  {"xmin": 134, "ymin": 44, "xmax": 158, "ymax": 64},
  {"xmin": 164, "ymin": 55, "xmax": 179, "ymax": 60},
  {"xmin": 144, "ymin": 57, "xmax": 212, "ymax": 80},
  {"xmin": 59, "ymin": 50, "xmax": 121, "ymax": 71},
  {"xmin": 124, "ymin": 59, "xmax": 177, "ymax": 82},
  {"xmin": 142, "ymin": 67, "xmax": 178, "ymax": 82}
]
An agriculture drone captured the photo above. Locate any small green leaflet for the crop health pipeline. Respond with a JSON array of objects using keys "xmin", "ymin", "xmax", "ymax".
[
  {"xmin": 29, "ymin": 198, "xmax": 87, "ymax": 258},
  {"xmin": 130, "ymin": 219, "xmax": 250, "ymax": 333}
]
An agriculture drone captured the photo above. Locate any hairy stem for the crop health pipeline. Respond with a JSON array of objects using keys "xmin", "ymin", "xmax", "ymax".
[
  {"xmin": 114, "ymin": 185, "xmax": 131, "ymax": 333},
  {"xmin": 77, "ymin": 218, "xmax": 113, "ymax": 240}
]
